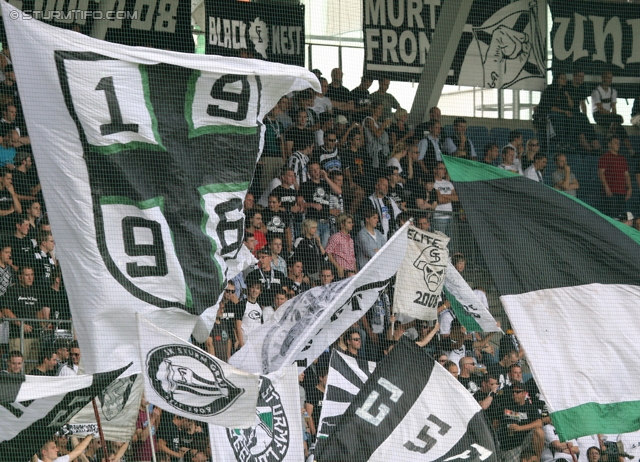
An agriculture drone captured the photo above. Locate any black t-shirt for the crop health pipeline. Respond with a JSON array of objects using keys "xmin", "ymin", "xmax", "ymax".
[
  {"xmin": 6, "ymin": 235, "xmax": 35, "ymax": 269},
  {"xmin": 487, "ymin": 362, "xmax": 510, "ymax": 390},
  {"xmin": 272, "ymin": 185, "xmax": 299, "ymax": 223},
  {"xmin": 262, "ymin": 209, "xmax": 288, "ymax": 236},
  {"xmin": 4, "ymin": 284, "xmax": 42, "ymax": 338},
  {"xmin": 350, "ymin": 88, "xmax": 372, "ymax": 111},
  {"xmin": 497, "ymin": 401, "xmax": 542, "ymax": 451},
  {"xmin": 299, "ymin": 179, "xmax": 331, "ymax": 221},
  {"xmin": 388, "ymin": 183, "xmax": 407, "ymax": 207},
  {"xmin": 342, "ymin": 148, "xmax": 375, "ymax": 193},
  {"xmin": 292, "ymin": 238, "xmax": 327, "ymax": 276},
  {"xmin": 11, "ymin": 169, "xmax": 34, "ymax": 199},
  {"xmin": 306, "ymin": 386, "xmax": 325, "ymax": 431},
  {"xmin": 567, "ymin": 82, "xmax": 592, "ymax": 113},
  {"xmin": 285, "ymin": 126, "xmax": 312, "ymax": 152},
  {"xmin": 157, "ymin": 415, "xmax": 188, "ymax": 462},
  {"xmin": 32, "ymin": 250, "xmax": 54, "ymax": 290},
  {"xmin": 245, "ymin": 267, "xmax": 287, "ymax": 307},
  {"xmin": 43, "ymin": 286, "xmax": 71, "ymax": 321},
  {"xmin": 0, "ymin": 189, "xmax": 16, "ymax": 234},
  {"xmin": 458, "ymin": 375, "xmax": 481, "ymax": 395},
  {"xmin": 209, "ymin": 321, "xmax": 232, "ymax": 362},
  {"xmin": 326, "ymin": 85, "xmax": 352, "ymax": 103},
  {"xmin": 284, "ymin": 277, "xmax": 311, "ymax": 297}
]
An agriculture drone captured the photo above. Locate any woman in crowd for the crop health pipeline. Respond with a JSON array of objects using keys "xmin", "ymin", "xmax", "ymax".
[
  {"xmin": 520, "ymin": 138, "xmax": 540, "ymax": 172},
  {"xmin": 386, "ymin": 141, "xmax": 407, "ymax": 178}
]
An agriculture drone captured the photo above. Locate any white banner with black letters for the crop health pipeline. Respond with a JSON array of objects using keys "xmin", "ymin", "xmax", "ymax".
[
  {"xmin": 137, "ymin": 316, "xmax": 259, "ymax": 428},
  {"xmin": 315, "ymin": 339, "xmax": 497, "ymax": 462},
  {"xmin": 209, "ymin": 365, "xmax": 303, "ymax": 462},
  {"xmin": 393, "ymin": 227, "xmax": 449, "ymax": 320},
  {"xmin": 229, "ymin": 222, "xmax": 411, "ymax": 375},
  {"xmin": 3, "ymin": 1, "xmax": 319, "ymax": 375}
]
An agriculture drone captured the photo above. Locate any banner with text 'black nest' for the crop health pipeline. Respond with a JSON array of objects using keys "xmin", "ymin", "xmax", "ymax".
[{"xmin": 2, "ymin": 1, "xmax": 319, "ymax": 375}]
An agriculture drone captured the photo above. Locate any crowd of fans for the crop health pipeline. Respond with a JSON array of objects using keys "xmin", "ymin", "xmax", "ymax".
[{"xmin": 1, "ymin": 56, "xmax": 640, "ymax": 462}]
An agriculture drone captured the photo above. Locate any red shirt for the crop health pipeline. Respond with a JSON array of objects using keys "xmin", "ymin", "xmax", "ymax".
[
  {"xmin": 325, "ymin": 231, "xmax": 356, "ymax": 271},
  {"xmin": 598, "ymin": 151, "xmax": 628, "ymax": 194}
]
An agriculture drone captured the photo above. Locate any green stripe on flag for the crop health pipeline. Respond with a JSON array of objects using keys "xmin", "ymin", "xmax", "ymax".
[
  {"xmin": 552, "ymin": 400, "xmax": 640, "ymax": 441},
  {"xmin": 443, "ymin": 287, "xmax": 482, "ymax": 332}
]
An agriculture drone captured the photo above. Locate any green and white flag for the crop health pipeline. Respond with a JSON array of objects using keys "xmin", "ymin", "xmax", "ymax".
[{"xmin": 443, "ymin": 155, "xmax": 640, "ymax": 441}]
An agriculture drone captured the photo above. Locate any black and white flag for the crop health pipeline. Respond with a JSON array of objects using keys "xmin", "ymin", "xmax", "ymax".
[
  {"xmin": 229, "ymin": 222, "xmax": 410, "ymax": 374},
  {"xmin": 315, "ymin": 339, "xmax": 497, "ymax": 462},
  {"xmin": 0, "ymin": 366, "xmax": 128, "ymax": 461},
  {"xmin": 394, "ymin": 227, "xmax": 449, "ymax": 320},
  {"xmin": 137, "ymin": 316, "xmax": 259, "ymax": 428},
  {"xmin": 2, "ymin": 1, "xmax": 319, "ymax": 374},
  {"xmin": 316, "ymin": 350, "xmax": 377, "ymax": 439}
]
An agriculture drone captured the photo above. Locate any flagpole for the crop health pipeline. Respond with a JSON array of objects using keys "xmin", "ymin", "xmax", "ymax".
[
  {"xmin": 91, "ymin": 398, "xmax": 109, "ymax": 462},
  {"xmin": 145, "ymin": 403, "xmax": 158, "ymax": 462}
]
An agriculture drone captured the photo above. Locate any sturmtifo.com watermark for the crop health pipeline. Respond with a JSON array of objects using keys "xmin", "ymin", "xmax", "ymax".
[{"xmin": 8, "ymin": 9, "xmax": 138, "ymax": 21}]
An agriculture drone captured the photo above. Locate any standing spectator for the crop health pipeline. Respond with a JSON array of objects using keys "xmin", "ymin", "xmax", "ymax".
[
  {"xmin": 268, "ymin": 235, "xmax": 287, "ymax": 275},
  {"xmin": 54, "ymin": 338, "xmax": 74, "ymax": 376},
  {"xmin": 271, "ymin": 167, "xmax": 302, "ymax": 249},
  {"xmin": 33, "ymin": 231, "xmax": 56, "ymax": 290},
  {"xmin": 537, "ymin": 72, "xmax": 575, "ymax": 147},
  {"xmin": 567, "ymin": 68, "xmax": 601, "ymax": 154},
  {"xmin": 3, "ymin": 266, "xmax": 43, "ymax": 368},
  {"xmin": 370, "ymin": 77, "xmax": 400, "ymax": 121},
  {"xmin": 289, "ymin": 130, "xmax": 315, "ymax": 186},
  {"xmin": 598, "ymin": 136, "xmax": 632, "ymax": 218},
  {"xmin": 363, "ymin": 102, "xmax": 392, "ymax": 170},
  {"xmin": 343, "ymin": 328, "xmax": 362, "ymax": 358},
  {"xmin": 325, "ymin": 213, "xmax": 356, "ymax": 278},
  {"xmin": 341, "ymin": 130, "xmax": 371, "ymax": 200},
  {"xmin": 0, "ymin": 167, "xmax": 21, "ymax": 234},
  {"xmin": 488, "ymin": 348, "xmax": 520, "ymax": 390},
  {"xmin": 285, "ymin": 109, "xmax": 312, "ymax": 158},
  {"xmin": 350, "ymin": 75, "xmax": 374, "ymax": 116},
  {"xmin": 291, "ymin": 219, "xmax": 329, "ymax": 283},
  {"xmin": 386, "ymin": 167, "xmax": 407, "ymax": 211},
  {"xmin": 524, "ymin": 153, "xmax": 548, "ymax": 184},
  {"xmin": 552, "ymin": 153, "xmax": 580, "ymax": 196},
  {"xmin": 316, "ymin": 130, "xmax": 342, "ymax": 173},
  {"xmin": 30, "ymin": 346, "xmax": 58, "ymax": 376},
  {"xmin": 234, "ymin": 280, "xmax": 262, "ymax": 348},
  {"xmin": 3, "ymin": 350, "xmax": 23, "ymax": 374},
  {"xmin": 262, "ymin": 195, "xmax": 290, "ymax": 248},
  {"xmin": 157, "ymin": 414, "xmax": 191, "ymax": 462},
  {"xmin": 388, "ymin": 108, "xmax": 414, "ymax": 147},
  {"xmin": 8, "ymin": 215, "xmax": 35, "ymax": 271},
  {"xmin": 505, "ymin": 130, "xmax": 525, "ymax": 161},
  {"xmin": 355, "ymin": 207, "xmax": 387, "ymax": 270},
  {"xmin": 298, "ymin": 162, "xmax": 341, "ymax": 247},
  {"xmin": 328, "ymin": 170, "xmax": 345, "ymax": 234},
  {"xmin": 69, "ymin": 340, "xmax": 81, "ymax": 374},
  {"xmin": 444, "ymin": 117, "xmax": 477, "ymax": 159},
  {"xmin": 418, "ymin": 118, "xmax": 443, "ymax": 174},
  {"xmin": 387, "ymin": 142, "xmax": 408, "ymax": 175},
  {"xmin": 205, "ymin": 303, "xmax": 232, "ymax": 361},
  {"xmin": 12, "ymin": 151, "xmax": 40, "ymax": 203},
  {"xmin": 520, "ymin": 139, "xmax": 540, "ymax": 172},
  {"xmin": 326, "ymin": 68, "xmax": 355, "ymax": 116},
  {"xmin": 261, "ymin": 288, "xmax": 289, "ymax": 323},
  {"xmin": 365, "ymin": 176, "xmax": 401, "ymax": 239},
  {"xmin": 43, "ymin": 267, "xmax": 70, "ymax": 323},
  {"xmin": 245, "ymin": 209, "xmax": 267, "ymax": 254},
  {"xmin": 285, "ymin": 257, "xmax": 310, "ymax": 296},
  {"xmin": 592, "ymin": 70, "xmax": 634, "ymax": 156},
  {"xmin": 541, "ymin": 422, "xmax": 579, "ymax": 462},
  {"xmin": 132, "ymin": 399, "xmax": 161, "ymax": 462},
  {"xmin": 311, "ymin": 77, "xmax": 333, "ymax": 115},
  {"xmin": 261, "ymin": 104, "xmax": 286, "ymax": 193},
  {"xmin": 304, "ymin": 364, "xmax": 328, "ymax": 438},
  {"xmin": 246, "ymin": 248, "xmax": 287, "ymax": 307},
  {"xmin": 432, "ymin": 162, "xmax": 458, "ymax": 239},
  {"xmin": 25, "ymin": 200, "xmax": 40, "ymax": 239},
  {"xmin": 39, "ymin": 436, "xmax": 93, "ymax": 462}
]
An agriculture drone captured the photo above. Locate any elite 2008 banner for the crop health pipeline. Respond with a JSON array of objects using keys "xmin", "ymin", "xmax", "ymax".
[{"xmin": 3, "ymin": 1, "xmax": 319, "ymax": 374}]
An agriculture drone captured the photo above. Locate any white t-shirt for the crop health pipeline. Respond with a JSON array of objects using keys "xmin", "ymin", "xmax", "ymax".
[
  {"xmin": 618, "ymin": 431, "xmax": 640, "ymax": 460},
  {"xmin": 311, "ymin": 96, "xmax": 332, "ymax": 114},
  {"xmin": 438, "ymin": 309, "xmax": 455, "ymax": 335},
  {"xmin": 241, "ymin": 300, "xmax": 262, "ymax": 342},
  {"xmin": 592, "ymin": 85, "xmax": 617, "ymax": 113},
  {"xmin": 434, "ymin": 179, "xmax": 455, "ymax": 218},
  {"xmin": 38, "ymin": 456, "xmax": 70, "ymax": 462},
  {"xmin": 387, "ymin": 157, "xmax": 403, "ymax": 174},
  {"xmin": 524, "ymin": 165, "xmax": 543, "ymax": 182},
  {"xmin": 576, "ymin": 434, "xmax": 601, "ymax": 462}
]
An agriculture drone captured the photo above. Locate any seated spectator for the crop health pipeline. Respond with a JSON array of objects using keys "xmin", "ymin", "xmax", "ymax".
[
  {"xmin": 245, "ymin": 209, "xmax": 267, "ymax": 253},
  {"xmin": 355, "ymin": 206, "xmax": 387, "ymax": 270},
  {"xmin": 363, "ymin": 102, "xmax": 392, "ymax": 170},
  {"xmin": 0, "ymin": 123, "xmax": 16, "ymax": 168},
  {"xmin": 325, "ymin": 213, "xmax": 356, "ymax": 278},
  {"xmin": 285, "ymin": 257, "xmax": 310, "ymax": 296},
  {"xmin": 0, "ymin": 167, "xmax": 21, "ymax": 233},
  {"xmin": 552, "ymin": 153, "xmax": 580, "ymax": 196},
  {"xmin": 3, "ymin": 349, "xmax": 23, "ymax": 374},
  {"xmin": 499, "ymin": 146, "xmax": 523, "ymax": 175},
  {"xmin": 30, "ymin": 345, "xmax": 58, "ymax": 376},
  {"xmin": 592, "ymin": 70, "xmax": 634, "ymax": 156},
  {"xmin": 365, "ymin": 176, "xmax": 402, "ymax": 239},
  {"xmin": 243, "ymin": 192, "xmax": 256, "ymax": 213},
  {"xmin": 0, "ymin": 104, "xmax": 28, "ymax": 148},
  {"xmin": 233, "ymin": 280, "xmax": 262, "ymax": 348},
  {"xmin": 524, "ymin": 153, "xmax": 548, "ymax": 184},
  {"xmin": 443, "ymin": 360, "xmax": 459, "ymax": 378},
  {"xmin": 481, "ymin": 143, "xmax": 499, "ymax": 166},
  {"xmin": 444, "ymin": 117, "xmax": 477, "ymax": 159},
  {"xmin": 292, "ymin": 219, "xmax": 329, "ymax": 283},
  {"xmin": 488, "ymin": 348, "xmax": 519, "ymax": 390},
  {"xmin": 388, "ymin": 108, "xmax": 414, "ymax": 147},
  {"xmin": 520, "ymin": 139, "xmax": 540, "ymax": 172},
  {"xmin": 496, "ymin": 383, "xmax": 545, "ymax": 462},
  {"xmin": 504, "ymin": 130, "xmax": 525, "ymax": 162}
]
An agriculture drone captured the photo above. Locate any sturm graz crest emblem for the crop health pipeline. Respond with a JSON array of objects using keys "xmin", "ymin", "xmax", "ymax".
[
  {"xmin": 146, "ymin": 344, "xmax": 244, "ymax": 416},
  {"xmin": 227, "ymin": 377, "xmax": 289, "ymax": 462},
  {"xmin": 98, "ymin": 375, "xmax": 136, "ymax": 421}
]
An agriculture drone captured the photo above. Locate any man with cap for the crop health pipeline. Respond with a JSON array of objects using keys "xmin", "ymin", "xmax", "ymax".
[{"xmin": 618, "ymin": 211, "xmax": 634, "ymax": 226}]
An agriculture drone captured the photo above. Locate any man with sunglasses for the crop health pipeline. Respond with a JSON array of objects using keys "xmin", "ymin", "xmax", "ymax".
[
  {"xmin": 496, "ymin": 383, "xmax": 544, "ymax": 462},
  {"xmin": 343, "ymin": 328, "xmax": 362, "ymax": 358}
]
